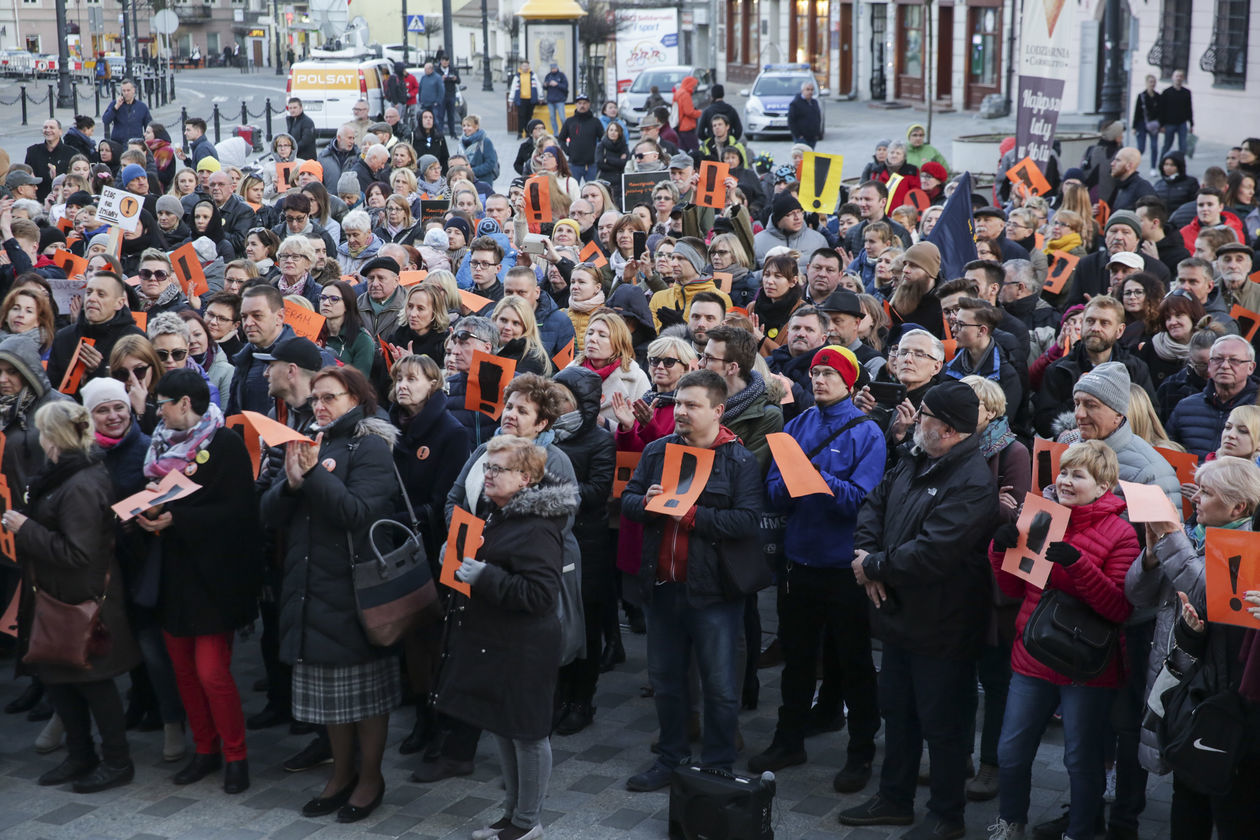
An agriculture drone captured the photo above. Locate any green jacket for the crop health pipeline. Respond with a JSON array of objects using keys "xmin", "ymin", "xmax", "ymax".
[
  {"xmin": 325, "ymin": 326, "xmax": 376, "ymax": 377},
  {"xmin": 724, "ymin": 386, "xmax": 784, "ymax": 475}
]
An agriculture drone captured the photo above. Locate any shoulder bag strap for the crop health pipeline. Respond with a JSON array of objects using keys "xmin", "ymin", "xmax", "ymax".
[
  {"xmin": 392, "ymin": 461, "xmax": 421, "ymax": 532},
  {"xmin": 805, "ymin": 414, "xmax": 875, "ymax": 461}
]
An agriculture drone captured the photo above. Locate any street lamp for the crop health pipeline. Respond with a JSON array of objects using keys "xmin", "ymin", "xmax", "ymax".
[
  {"xmin": 54, "ymin": 0, "xmax": 73, "ymax": 107},
  {"xmin": 481, "ymin": 0, "xmax": 493, "ymax": 91},
  {"xmin": 275, "ymin": 0, "xmax": 283, "ymax": 75},
  {"xmin": 1098, "ymin": 0, "xmax": 1124, "ymax": 123}
]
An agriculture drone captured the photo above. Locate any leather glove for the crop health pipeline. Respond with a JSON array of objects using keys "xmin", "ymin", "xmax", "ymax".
[
  {"xmin": 991, "ymin": 523, "xmax": 1021, "ymax": 553},
  {"xmin": 454, "ymin": 557, "xmax": 487, "ymax": 585},
  {"xmin": 1044, "ymin": 541, "xmax": 1081, "ymax": 567},
  {"xmin": 656, "ymin": 303, "xmax": 686, "ymax": 328}
]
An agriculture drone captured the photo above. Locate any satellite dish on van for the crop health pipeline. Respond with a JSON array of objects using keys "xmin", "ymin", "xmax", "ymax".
[
  {"xmin": 320, "ymin": 20, "xmax": 340, "ymax": 39},
  {"xmin": 346, "ymin": 16, "xmax": 371, "ymax": 49}
]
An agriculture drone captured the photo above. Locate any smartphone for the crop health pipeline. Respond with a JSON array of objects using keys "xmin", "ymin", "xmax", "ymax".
[
  {"xmin": 867, "ymin": 382, "xmax": 907, "ymax": 408},
  {"xmin": 521, "ymin": 233, "xmax": 547, "ymax": 255},
  {"xmin": 633, "ymin": 231, "xmax": 648, "ymax": 261}
]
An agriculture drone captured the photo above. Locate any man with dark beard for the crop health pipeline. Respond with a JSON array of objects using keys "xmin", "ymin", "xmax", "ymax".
[{"xmin": 888, "ymin": 242, "xmax": 944, "ymax": 345}]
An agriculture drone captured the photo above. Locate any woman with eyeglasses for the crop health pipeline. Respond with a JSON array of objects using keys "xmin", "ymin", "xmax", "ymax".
[
  {"xmin": 1117, "ymin": 272, "xmax": 1164, "ymax": 349},
  {"xmin": 1137, "ymin": 294, "xmax": 1207, "ymax": 388},
  {"xmin": 651, "ymin": 182, "xmax": 679, "ymax": 236},
  {"xmin": 318, "ymin": 279, "xmax": 375, "ymax": 377},
  {"xmin": 261, "ymin": 365, "xmax": 402, "ymax": 823},
  {"xmin": 376, "ymin": 195, "xmax": 420, "ymax": 247},
  {"xmin": 747, "ymin": 254, "xmax": 805, "ymax": 357},
  {"xmin": 147, "ymin": 314, "xmax": 221, "ymax": 407},
  {"xmin": 1044, "ymin": 210, "xmax": 1090, "ymax": 258},
  {"xmin": 273, "ymin": 235, "xmax": 322, "ymax": 311},
  {"xmin": 263, "ymin": 133, "xmax": 303, "ymax": 201},
  {"xmin": 136, "ymin": 368, "xmax": 261, "ymax": 796},
  {"xmin": 109, "ymin": 335, "xmax": 163, "ymax": 434}
]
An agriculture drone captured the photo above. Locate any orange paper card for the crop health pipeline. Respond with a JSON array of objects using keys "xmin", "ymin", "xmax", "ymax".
[
  {"xmin": 766, "ymin": 432, "xmax": 834, "ymax": 498},
  {"xmin": 465, "ymin": 350, "xmax": 516, "ymax": 420},
  {"xmin": 1005, "ymin": 156, "xmax": 1052, "ymax": 197},
  {"xmin": 1001, "ymin": 494, "xmax": 1071, "ymax": 589},
  {"xmin": 276, "ymin": 161, "xmax": 295, "ymax": 193},
  {"xmin": 283, "ymin": 300, "xmax": 326, "ymax": 341},
  {"xmin": 50, "ymin": 248, "xmax": 88, "ymax": 279},
  {"xmin": 1043, "ymin": 250, "xmax": 1080, "ymax": 295},
  {"xmin": 1204, "ymin": 527, "xmax": 1260, "ymax": 627},
  {"xmin": 612, "ymin": 451, "xmax": 642, "ymax": 500},
  {"xmin": 1117, "ymin": 480, "xmax": 1182, "ymax": 524},
  {"xmin": 695, "ymin": 161, "xmax": 730, "ymax": 209},
  {"xmin": 904, "ymin": 189, "xmax": 931, "ymax": 212},
  {"xmin": 645, "ymin": 443, "xmax": 715, "ymax": 516},
  {"xmin": 0, "ymin": 589, "xmax": 18, "ymax": 636},
  {"xmin": 131, "ymin": 310, "xmax": 147, "ymax": 332},
  {"xmin": 1249, "ymin": 269, "xmax": 1260, "ymax": 285},
  {"xmin": 224, "ymin": 414, "xmax": 262, "ymax": 478},
  {"xmin": 551, "ymin": 338, "xmax": 574, "ymax": 370},
  {"xmin": 55, "ymin": 215, "xmax": 74, "ymax": 233},
  {"xmin": 524, "ymin": 174, "xmax": 552, "ymax": 232},
  {"xmin": 57, "ymin": 337, "xmax": 96, "ymax": 394},
  {"xmin": 169, "ymin": 242, "xmax": 209, "ymax": 298},
  {"xmin": 0, "ymin": 478, "xmax": 13, "ymax": 562},
  {"xmin": 458, "ymin": 289, "xmax": 494, "ymax": 314},
  {"xmin": 713, "ymin": 271, "xmax": 733, "ymax": 294},
  {"xmin": 1031, "ymin": 437, "xmax": 1069, "ymax": 492},
  {"xmin": 578, "ymin": 240, "xmax": 608, "ymax": 268},
  {"xmin": 1155, "ymin": 445, "xmax": 1199, "ymax": 520},
  {"xmin": 111, "ymin": 470, "xmax": 203, "ymax": 522},
  {"xmin": 240, "ymin": 410, "xmax": 316, "ymax": 448},
  {"xmin": 441, "ymin": 506, "xmax": 485, "ymax": 597},
  {"xmin": 1230, "ymin": 304, "xmax": 1260, "ymax": 342},
  {"xmin": 399, "ymin": 269, "xmax": 428, "ymax": 286}
]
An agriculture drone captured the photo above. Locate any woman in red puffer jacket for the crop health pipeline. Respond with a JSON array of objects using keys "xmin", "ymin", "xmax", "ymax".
[{"xmin": 985, "ymin": 440, "xmax": 1138, "ymax": 840}]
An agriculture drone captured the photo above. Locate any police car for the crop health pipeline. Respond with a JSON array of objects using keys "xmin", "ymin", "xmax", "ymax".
[{"xmin": 739, "ymin": 64, "xmax": 829, "ymax": 141}]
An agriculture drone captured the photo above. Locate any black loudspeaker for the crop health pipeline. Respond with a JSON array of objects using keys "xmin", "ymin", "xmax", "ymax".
[{"xmin": 668, "ymin": 766, "xmax": 775, "ymax": 840}]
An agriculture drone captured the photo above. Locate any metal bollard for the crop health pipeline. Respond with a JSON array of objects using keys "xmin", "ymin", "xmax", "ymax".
[
  {"xmin": 264, "ymin": 98, "xmax": 272, "ymax": 141},
  {"xmin": 169, "ymin": 73, "xmax": 175, "ymax": 101},
  {"xmin": 19, "ymin": 85, "xmax": 26, "ymax": 125},
  {"xmin": 94, "ymin": 83, "xmax": 100, "ymax": 118},
  {"xmin": 240, "ymin": 100, "xmax": 248, "ymax": 128},
  {"xmin": 212, "ymin": 103, "xmax": 221, "ymax": 143},
  {"xmin": 48, "ymin": 84, "xmax": 55, "ymax": 119},
  {"xmin": 180, "ymin": 106, "xmax": 189, "ymax": 154},
  {"xmin": 72, "ymin": 83, "xmax": 79, "ymax": 115}
]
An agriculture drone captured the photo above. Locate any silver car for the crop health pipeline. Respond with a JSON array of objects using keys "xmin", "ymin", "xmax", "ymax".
[
  {"xmin": 740, "ymin": 64, "xmax": 829, "ymax": 141},
  {"xmin": 617, "ymin": 65, "xmax": 712, "ymax": 133}
]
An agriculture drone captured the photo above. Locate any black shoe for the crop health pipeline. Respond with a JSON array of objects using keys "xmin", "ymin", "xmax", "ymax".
[
  {"xmin": 38, "ymin": 755, "xmax": 99, "ymax": 786},
  {"xmin": 246, "ymin": 704, "xmax": 291, "ymax": 730},
  {"xmin": 552, "ymin": 700, "xmax": 571, "ymax": 733},
  {"xmin": 283, "ymin": 736, "xmax": 333, "ymax": 772},
  {"xmin": 172, "ymin": 752, "xmax": 223, "ymax": 785},
  {"xmin": 398, "ymin": 709, "xmax": 435, "ymax": 755},
  {"xmin": 900, "ymin": 817, "xmax": 966, "ymax": 839},
  {"xmin": 833, "ymin": 756, "xmax": 874, "ymax": 793},
  {"xmin": 757, "ymin": 639, "xmax": 783, "ymax": 669},
  {"xmin": 1030, "ymin": 805, "xmax": 1106, "ymax": 840},
  {"xmin": 26, "ymin": 700, "xmax": 53, "ymax": 722},
  {"xmin": 301, "ymin": 775, "xmax": 359, "ymax": 817},
  {"xmin": 336, "ymin": 784, "xmax": 385, "ymax": 823},
  {"xmin": 837, "ymin": 794, "xmax": 915, "ymax": 826},
  {"xmin": 803, "ymin": 705, "xmax": 846, "ymax": 737},
  {"xmin": 555, "ymin": 702, "xmax": 595, "ymax": 736},
  {"xmin": 747, "ymin": 738, "xmax": 807, "ymax": 773},
  {"xmin": 289, "ymin": 719, "xmax": 317, "ymax": 736},
  {"xmin": 408, "ymin": 757, "xmax": 474, "ymax": 783},
  {"xmin": 599, "ymin": 640, "xmax": 626, "ymax": 673},
  {"xmin": 626, "ymin": 605, "xmax": 646, "ymax": 635},
  {"xmin": 223, "ymin": 758, "xmax": 249, "ymax": 794},
  {"xmin": 5, "ymin": 681, "xmax": 43, "ymax": 714},
  {"xmin": 124, "ymin": 700, "xmax": 148, "ymax": 730},
  {"xmin": 72, "ymin": 761, "xmax": 134, "ymax": 794}
]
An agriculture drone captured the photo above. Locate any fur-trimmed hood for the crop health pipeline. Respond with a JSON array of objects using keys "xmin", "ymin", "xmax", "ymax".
[
  {"xmin": 353, "ymin": 415, "xmax": 400, "ymax": 448},
  {"xmin": 496, "ymin": 470, "xmax": 578, "ymax": 521},
  {"xmin": 1051, "ymin": 410, "xmax": 1078, "ymax": 439}
]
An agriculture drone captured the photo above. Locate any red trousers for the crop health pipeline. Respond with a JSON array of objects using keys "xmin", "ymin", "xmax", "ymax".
[{"xmin": 164, "ymin": 631, "xmax": 247, "ymax": 761}]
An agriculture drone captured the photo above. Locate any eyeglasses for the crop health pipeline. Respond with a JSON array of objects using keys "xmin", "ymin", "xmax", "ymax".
[
  {"xmin": 247, "ymin": 226, "xmax": 269, "ymax": 236},
  {"xmin": 648, "ymin": 356, "xmax": 682, "ymax": 369},
  {"xmin": 204, "ymin": 312, "xmax": 237, "ymax": 324},
  {"xmin": 470, "ymin": 259, "xmax": 497, "ymax": 270},
  {"xmin": 311, "ymin": 391, "xmax": 348, "ymax": 405},
  {"xmin": 953, "ymin": 321, "xmax": 982, "ymax": 331},
  {"xmin": 284, "ymin": 214, "xmax": 308, "ymax": 223},
  {"xmin": 1209, "ymin": 356, "xmax": 1252, "ymax": 367},
  {"xmin": 1121, "ymin": 288, "xmax": 1145, "ymax": 297},
  {"xmin": 898, "ymin": 348, "xmax": 940, "ymax": 363},
  {"xmin": 278, "ymin": 253, "xmax": 305, "ymax": 261},
  {"xmin": 918, "ymin": 405, "xmax": 938, "ymax": 420},
  {"xmin": 318, "ymin": 294, "xmax": 343, "ymax": 304},
  {"xmin": 709, "ymin": 248, "xmax": 732, "ymax": 257},
  {"xmin": 634, "ymin": 152, "xmax": 656, "ymax": 160},
  {"xmin": 451, "ymin": 329, "xmax": 484, "ymax": 343},
  {"xmin": 484, "ymin": 464, "xmax": 519, "ymax": 476},
  {"xmin": 156, "ymin": 348, "xmax": 188, "ymax": 362},
  {"xmin": 154, "ymin": 397, "xmax": 178, "ymax": 407},
  {"xmin": 699, "ymin": 353, "xmax": 728, "ymax": 366},
  {"xmin": 137, "ymin": 269, "xmax": 169, "ymax": 281},
  {"xmin": 112, "ymin": 363, "xmax": 150, "ymax": 382}
]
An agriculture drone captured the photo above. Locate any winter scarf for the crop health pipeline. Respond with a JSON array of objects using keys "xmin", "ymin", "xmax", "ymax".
[
  {"xmin": 723, "ymin": 370, "xmax": 766, "ymax": 422},
  {"xmin": 0, "ymin": 388, "xmax": 36, "ymax": 429},
  {"xmin": 276, "ymin": 272, "xmax": 309, "ymax": 298},
  {"xmin": 143, "ymin": 282, "xmax": 184, "ymax": 312},
  {"xmin": 143, "ymin": 402, "xmax": 225, "ymax": 479},
  {"xmin": 752, "ymin": 284, "xmax": 803, "ymax": 334},
  {"xmin": 581, "ymin": 358, "xmax": 621, "ymax": 381},
  {"xmin": 1044, "ymin": 231, "xmax": 1083, "ymax": 255},
  {"xmin": 23, "ymin": 450, "xmax": 97, "ymax": 513},
  {"xmin": 979, "ymin": 415, "xmax": 1017, "ymax": 460},
  {"xmin": 1151, "ymin": 331, "xmax": 1191, "ymax": 362},
  {"xmin": 568, "ymin": 290, "xmax": 606, "ymax": 313}
]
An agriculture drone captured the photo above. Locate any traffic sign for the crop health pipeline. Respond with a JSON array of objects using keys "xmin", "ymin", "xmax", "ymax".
[{"xmin": 406, "ymin": 14, "xmax": 426, "ymax": 33}]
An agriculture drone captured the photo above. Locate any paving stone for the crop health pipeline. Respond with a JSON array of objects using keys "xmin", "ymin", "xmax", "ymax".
[
  {"xmin": 35, "ymin": 802, "xmax": 96, "ymax": 825},
  {"xmin": 599, "ymin": 807, "xmax": 652, "ymax": 830},
  {"xmin": 139, "ymin": 795, "xmax": 198, "ymax": 817},
  {"xmin": 439, "ymin": 794, "xmax": 496, "ymax": 818}
]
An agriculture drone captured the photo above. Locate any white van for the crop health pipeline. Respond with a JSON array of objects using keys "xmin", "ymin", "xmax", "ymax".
[{"xmin": 286, "ymin": 57, "xmax": 392, "ymax": 137}]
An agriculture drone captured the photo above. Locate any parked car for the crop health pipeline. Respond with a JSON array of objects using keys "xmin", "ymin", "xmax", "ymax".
[
  {"xmin": 740, "ymin": 63, "xmax": 830, "ymax": 141},
  {"xmin": 617, "ymin": 65, "xmax": 713, "ymax": 133}
]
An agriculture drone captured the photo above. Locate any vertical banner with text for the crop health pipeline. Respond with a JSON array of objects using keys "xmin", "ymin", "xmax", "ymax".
[{"xmin": 1016, "ymin": 0, "xmax": 1077, "ymax": 168}]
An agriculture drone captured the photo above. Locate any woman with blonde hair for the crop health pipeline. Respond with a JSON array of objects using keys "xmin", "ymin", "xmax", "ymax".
[
  {"xmin": 563, "ymin": 262, "xmax": 606, "ymax": 350},
  {"xmin": 492, "ymin": 295, "xmax": 553, "ymax": 376},
  {"xmin": 1044, "ymin": 210, "xmax": 1090, "ymax": 257},
  {"xmin": 708, "ymin": 233, "xmax": 757, "ymax": 308},
  {"xmin": 1127, "ymin": 383, "xmax": 1182, "ymax": 452},
  {"xmin": 386, "ymin": 282, "xmax": 450, "ymax": 365},
  {"xmin": 1212, "ymin": 404, "xmax": 1260, "ymax": 465},
  {"xmin": 574, "ymin": 310, "xmax": 650, "ymax": 431},
  {"xmin": 857, "ymin": 293, "xmax": 889, "ymax": 355},
  {"xmin": 377, "ymin": 195, "xmax": 418, "ymax": 246},
  {"xmin": 1058, "ymin": 183, "xmax": 1097, "ymax": 250}
]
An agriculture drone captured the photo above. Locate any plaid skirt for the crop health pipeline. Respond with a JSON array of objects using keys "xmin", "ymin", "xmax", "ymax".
[{"xmin": 292, "ymin": 657, "xmax": 401, "ymax": 725}]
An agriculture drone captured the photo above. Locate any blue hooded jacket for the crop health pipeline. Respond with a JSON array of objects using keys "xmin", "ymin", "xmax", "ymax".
[
  {"xmin": 455, "ymin": 218, "xmax": 516, "ymax": 290},
  {"xmin": 766, "ymin": 397, "xmax": 886, "ymax": 568}
]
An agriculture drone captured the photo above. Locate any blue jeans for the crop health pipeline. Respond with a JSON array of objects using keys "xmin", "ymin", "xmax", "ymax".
[
  {"xmin": 1135, "ymin": 124, "xmax": 1161, "ymax": 170},
  {"xmin": 570, "ymin": 162, "xmax": 598, "ymax": 184},
  {"xmin": 998, "ymin": 672, "xmax": 1111, "ymax": 838},
  {"xmin": 878, "ymin": 645, "xmax": 975, "ymax": 824},
  {"xmin": 1161, "ymin": 122, "xmax": 1189, "ymax": 156},
  {"xmin": 547, "ymin": 102, "xmax": 565, "ymax": 135},
  {"xmin": 646, "ymin": 582, "xmax": 742, "ymax": 770},
  {"xmin": 493, "ymin": 734, "xmax": 551, "ymax": 830}
]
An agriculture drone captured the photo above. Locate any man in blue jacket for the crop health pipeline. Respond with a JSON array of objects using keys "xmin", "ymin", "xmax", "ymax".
[
  {"xmin": 544, "ymin": 61, "xmax": 569, "ymax": 134},
  {"xmin": 750, "ymin": 346, "xmax": 886, "ymax": 783},
  {"xmin": 787, "ymin": 81, "xmax": 822, "ymax": 148},
  {"xmin": 623, "ymin": 370, "xmax": 763, "ymax": 791},
  {"xmin": 102, "ymin": 79, "xmax": 151, "ymax": 143}
]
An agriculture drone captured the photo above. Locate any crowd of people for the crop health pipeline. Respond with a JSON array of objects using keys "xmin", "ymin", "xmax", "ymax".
[{"xmin": 1, "ymin": 69, "xmax": 1259, "ymax": 840}]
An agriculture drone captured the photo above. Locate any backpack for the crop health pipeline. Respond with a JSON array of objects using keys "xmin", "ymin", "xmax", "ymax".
[{"xmin": 386, "ymin": 75, "xmax": 407, "ymax": 107}]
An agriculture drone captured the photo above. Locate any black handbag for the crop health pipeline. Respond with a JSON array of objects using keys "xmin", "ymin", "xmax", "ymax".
[
  {"xmin": 351, "ymin": 464, "xmax": 442, "ymax": 647},
  {"xmin": 1021, "ymin": 588, "xmax": 1119, "ymax": 683}
]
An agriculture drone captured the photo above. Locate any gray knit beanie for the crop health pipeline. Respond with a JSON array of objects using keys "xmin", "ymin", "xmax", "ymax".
[
  {"xmin": 1073, "ymin": 361, "xmax": 1131, "ymax": 416},
  {"xmin": 336, "ymin": 172, "xmax": 361, "ymax": 197}
]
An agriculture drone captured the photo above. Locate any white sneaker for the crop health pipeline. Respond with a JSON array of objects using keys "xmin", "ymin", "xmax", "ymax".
[
  {"xmin": 471, "ymin": 816, "xmax": 513, "ymax": 840},
  {"xmin": 986, "ymin": 819, "xmax": 1025, "ymax": 840},
  {"xmin": 1104, "ymin": 766, "xmax": 1116, "ymax": 802},
  {"xmin": 34, "ymin": 714, "xmax": 64, "ymax": 754},
  {"xmin": 162, "ymin": 722, "xmax": 186, "ymax": 762}
]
